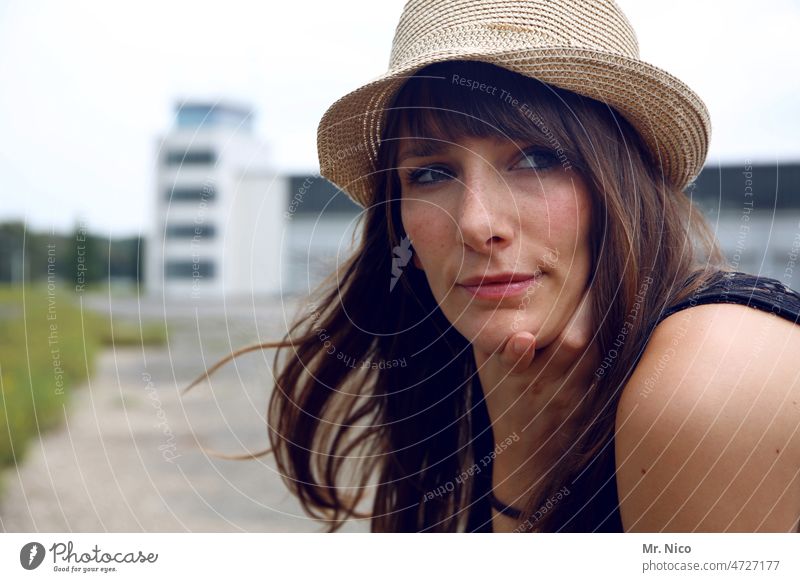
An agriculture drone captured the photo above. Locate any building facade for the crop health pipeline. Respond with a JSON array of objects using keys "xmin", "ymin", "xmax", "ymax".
[
  {"xmin": 147, "ymin": 101, "xmax": 288, "ymax": 299},
  {"xmin": 691, "ymin": 161, "xmax": 800, "ymax": 288}
]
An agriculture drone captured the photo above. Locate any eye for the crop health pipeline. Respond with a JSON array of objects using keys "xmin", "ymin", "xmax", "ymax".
[
  {"xmin": 405, "ymin": 166, "xmax": 454, "ymax": 186},
  {"xmin": 513, "ymin": 148, "xmax": 559, "ymax": 171}
]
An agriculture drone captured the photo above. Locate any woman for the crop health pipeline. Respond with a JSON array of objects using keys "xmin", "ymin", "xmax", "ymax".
[{"xmin": 188, "ymin": 0, "xmax": 800, "ymax": 532}]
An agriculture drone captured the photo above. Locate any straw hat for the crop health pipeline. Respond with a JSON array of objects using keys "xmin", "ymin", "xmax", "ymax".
[{"xmin": 317, "ymin": 0, "xmax": 711, "ymax": 209}]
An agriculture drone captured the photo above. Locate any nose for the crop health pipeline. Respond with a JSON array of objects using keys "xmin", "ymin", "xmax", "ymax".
[{"xmin": 456, "ymin": 163, "xmax": 514, "ymax": 253}]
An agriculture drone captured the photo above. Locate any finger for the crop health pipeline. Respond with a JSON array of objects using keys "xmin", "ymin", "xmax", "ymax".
[
  {"xmin": 499, "ymin": 331, "xmax": 536, "ymax": 374},
  {"xmin": 554, "ymin": 283, "xmax": 595, "ymax": 357},
  {"xmin": 554, "ymin": 286, "xmax": 600, "ymax": 377}
]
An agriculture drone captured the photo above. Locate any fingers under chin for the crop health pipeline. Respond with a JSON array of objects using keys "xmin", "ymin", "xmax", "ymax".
[{"xmin": 502, "ymin": 333, "xmax": 536, "ymax": 372}]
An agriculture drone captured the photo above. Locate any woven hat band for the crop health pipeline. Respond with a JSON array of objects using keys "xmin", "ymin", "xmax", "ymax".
[{"xmin": 389, "ymin": 0, "xmax": 640, "ymax": 69}]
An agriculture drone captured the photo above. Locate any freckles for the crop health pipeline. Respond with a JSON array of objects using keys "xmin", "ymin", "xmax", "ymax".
[
  {"xmin": 530, "ymin": 195, "xmax": 581, "ymax": 245},
  {"xmin": 413, "ymin": 218, "xmax": 448, "ymax": 253},
  {"xmin": 402, "ymin": 203, "xmax": 428, "ymax": 242},
  {"xmin": 402, "ymin": 200, "xmax": 450, "ymax": 244},
  {"xmin": 544, "ymin": 177, "xmax": 592, "ymax": 236}
]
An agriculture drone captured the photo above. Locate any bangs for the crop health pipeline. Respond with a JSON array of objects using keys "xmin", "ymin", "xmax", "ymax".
[{"xmin": 384, "ymin": 60, "xmax": 583, "ymax": 169}]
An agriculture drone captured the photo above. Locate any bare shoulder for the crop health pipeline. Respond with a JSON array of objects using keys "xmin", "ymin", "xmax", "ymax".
[{"xmin": 615, "ymin": 302, "xmax": 800, "ymax": 532}]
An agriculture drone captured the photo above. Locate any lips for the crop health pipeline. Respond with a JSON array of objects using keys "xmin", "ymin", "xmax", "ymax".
[
  {"xmin": 458, "ymin": 272, "xmax": 536, "ymax": 286},
  {"xmin": 457, "ymin": 272, "xmax": 539, "ymax": 300}
]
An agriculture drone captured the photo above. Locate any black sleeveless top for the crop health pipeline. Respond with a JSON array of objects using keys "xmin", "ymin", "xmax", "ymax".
[{"xmin": 467, "ymin": 270, "xmax": 800, "ymax": 533}]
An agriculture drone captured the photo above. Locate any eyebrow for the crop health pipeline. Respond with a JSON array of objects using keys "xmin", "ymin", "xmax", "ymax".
[
  {"xmin": 394, "ymin": 134, "xmax": 556, "ymax": 166},
  {"xmin": 395, "ymin": 140, "xmax": 450, "ymax": 165}
]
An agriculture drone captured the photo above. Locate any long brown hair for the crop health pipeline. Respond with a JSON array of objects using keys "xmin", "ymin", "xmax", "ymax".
[{"xmin": 185, "ymin": 60, "xmax": 729, "ymax": 532}]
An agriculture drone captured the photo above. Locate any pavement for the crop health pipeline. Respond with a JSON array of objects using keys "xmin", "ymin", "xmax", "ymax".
[{"xmin": 0, "ymin": 293, "xmax": 371, "ymax": 532}]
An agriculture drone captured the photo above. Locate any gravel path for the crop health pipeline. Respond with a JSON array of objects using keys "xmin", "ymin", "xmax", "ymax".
[{"xmin": 0, "ymin": 294, "xmax": 370, "ymax": 532}]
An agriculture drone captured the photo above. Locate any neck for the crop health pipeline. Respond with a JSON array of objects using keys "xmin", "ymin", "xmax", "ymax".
[{"xmin": 472, "ymin": 345, "xmax": 586, "ymax": 525}]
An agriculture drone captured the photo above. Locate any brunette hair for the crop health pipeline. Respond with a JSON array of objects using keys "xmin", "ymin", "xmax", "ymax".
[{"xmin": 185, "ymin": 60, "xmax": 729, "ymax": 532}]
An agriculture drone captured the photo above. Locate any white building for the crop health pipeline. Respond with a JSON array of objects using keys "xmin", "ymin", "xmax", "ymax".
[{"xmin": 147, "ymin": 101, "xmax": 288, "ymax": 299}]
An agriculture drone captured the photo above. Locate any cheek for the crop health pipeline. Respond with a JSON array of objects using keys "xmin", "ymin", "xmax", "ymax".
[
  {"xmin": 401, "ymin": 200, "xmax": 452, "ymax": 263},
  {"xmin": 531, "ymin": 186, "xmax": 591, "ymax": 256},
  {"xmin": 548, "ymin": 201, "xmax": 580, "ymax": 247}
]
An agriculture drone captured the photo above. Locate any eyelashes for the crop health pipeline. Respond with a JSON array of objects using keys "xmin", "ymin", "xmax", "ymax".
[
  {"xmin": 516, "ymin": 148, "xmax": 560, "ymax": 171},
  {"xmin": 406, "ymin": 166, "xmax": 454, "ymax": 186},
  {"xmin": 401, "ymin": 147, "xmax": 560, "ymax": 188}
]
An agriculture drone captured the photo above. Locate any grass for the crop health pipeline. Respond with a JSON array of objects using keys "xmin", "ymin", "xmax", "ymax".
[
  {"xmin": 0, "ymin": 283, "xmax": 166, "ymax": 469},
  {"xmin": 100, "ymin": 318, "xmax": 167, "ymax": 347}
]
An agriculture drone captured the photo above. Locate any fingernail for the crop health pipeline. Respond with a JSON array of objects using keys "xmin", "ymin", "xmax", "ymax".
[{"xmin": 512, "ymin": 337, "xmax": 529, "ymax": 356}]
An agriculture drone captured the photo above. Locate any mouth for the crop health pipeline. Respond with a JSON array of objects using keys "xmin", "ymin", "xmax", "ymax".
[{"xmin": 457, "ymin": 274, "xmax": 539, "ymax": 300}]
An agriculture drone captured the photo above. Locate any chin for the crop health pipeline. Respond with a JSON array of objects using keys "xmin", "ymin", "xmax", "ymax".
[{"xmin": 451, "ymin": 308, "xmax": 545, "ymax": 354}]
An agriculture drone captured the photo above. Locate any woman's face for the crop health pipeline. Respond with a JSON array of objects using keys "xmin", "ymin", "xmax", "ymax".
[{"xmin": 398, "ymin": 131, "xmax": 594, "ymax": 355}]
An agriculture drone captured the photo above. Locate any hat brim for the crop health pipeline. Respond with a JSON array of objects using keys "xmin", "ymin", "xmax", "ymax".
[{"xmin": 317, "ymin": 47, "xmax": 710, "ymax": 208}]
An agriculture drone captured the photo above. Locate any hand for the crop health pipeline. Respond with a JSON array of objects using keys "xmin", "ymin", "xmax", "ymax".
[
  {"xmin": 473, "ymin": 284, "xmax": 599, "ymax": 530},
  {"xmin": 475, "ymin": 283, "xmax": 601, "ymax": 398}
]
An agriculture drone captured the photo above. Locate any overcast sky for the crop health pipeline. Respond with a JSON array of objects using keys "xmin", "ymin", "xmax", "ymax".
[{"xmin": 1, "ymin": 0, "xmax": 798, "ymax": 236}]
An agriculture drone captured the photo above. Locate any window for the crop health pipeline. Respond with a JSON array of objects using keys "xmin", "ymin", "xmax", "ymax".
[
  {"xmin": 166, "ymin": 185, "xmax": 216, "ymax": 202},
  {"xmin": 165, "ymin": 224, "xmax": 216, "ymax": 239},
  {"xmin": 165, "ymin": 149, "xmax": 216, "ymax": 166},
  {"xmin": 165, "ymin": 260, "xmax": 216, "ymax": 279},
  {"xmin": 175, "ymin": 104, "xmax": 253, "ymax": 131}
]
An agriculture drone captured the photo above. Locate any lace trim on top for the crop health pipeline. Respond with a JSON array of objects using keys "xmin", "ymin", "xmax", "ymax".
[{"xmin": 652, "ymin": 270, "xmax": 800, "ymax": 332}]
